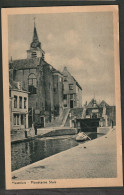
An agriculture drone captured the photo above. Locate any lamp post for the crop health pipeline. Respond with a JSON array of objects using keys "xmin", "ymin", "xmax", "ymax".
[
  {"xmin": 69, "ymin": 113, "xmax": 72, "ymax": 128},
  {"xmin": 32, "ymin": 107, "xmax": 33, "ymax": 128}
]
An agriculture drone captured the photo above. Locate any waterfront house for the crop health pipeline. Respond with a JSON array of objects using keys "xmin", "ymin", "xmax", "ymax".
[
  {"xmin": 62, "ymin": 66, "xmax": 82, "ymax": 109},
  {"xmin": 9, "ymin": 80, "xmax": 28, "ymax": 130}
]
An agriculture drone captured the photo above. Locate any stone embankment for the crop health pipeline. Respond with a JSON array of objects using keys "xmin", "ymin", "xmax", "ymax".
[
  {"xmin": 11, "ymin": 127, "xmax": 77, "ymax": 143},
  {"xmin": 12, "ymin": 128, "xmax": 117, "ymax": 179}
]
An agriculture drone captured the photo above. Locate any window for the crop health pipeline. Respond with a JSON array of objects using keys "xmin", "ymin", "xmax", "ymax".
[
  {"xmin": 70, "ymin": 94, "xmax": 73, "ymax": 99},
  {"xmin": 53, "ymin": 88, "xmax": 56, "ymax": 93},
  {"xmin": 28, "ymin": 73, "xmax": 37, "ymax": 94},
  {"xmin": 21, "ymin": 114, "xmax": 24, "ymax": 125},
  {"xmin": 64, "ymin": 103, "xmax": 67, "ymax": 107},
  {"xmin": 9, "ymin": 90, "xmax": 11, "ymax": 97},
  {"xmin": 14, "ymin": 114, "xmax": 16, "ymax": 125},
  {"xmin": 17, "ymin": 114, "xmax": 19, "ymax": 125},
  {"xmin": 24, "ymin": 97, "xmax": 27, "ymax": 109},
  {"xmin": 69, "ymin": 84, "xmax": 73, "ymax": 90},
  {"xmin": 63, "ymin": 97, "xmax": 67, "ymax": 107},
  {"xmin": 63, "ymin": 76, "xmax": 67, "ymax": 82},
  {"xmin": 14, "ymin": 96, "xmax": 17, "ymax": 108},
  {"xmin": 19, "ymin": 97, "xmax": 22, "ymax": 109},
  {"xmin": 31, "ymin": 51, "xmax": 37, "ymax": 58},
  {"xmin": 63, "ymin": 94, "xmax": 67, "ymax": 100},
  {"xmin": 13, "ymin": 114, "xmax": 19, "ymax": 125},
  {"xmin": 59, "ymin": 77, "xmax": 62, "ymax": 82}
]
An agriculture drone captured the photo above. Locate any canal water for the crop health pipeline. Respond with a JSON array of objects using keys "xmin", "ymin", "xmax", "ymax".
[{"xmin": 11, "ymin": 133, "xmax": 104, "ymax": 171}]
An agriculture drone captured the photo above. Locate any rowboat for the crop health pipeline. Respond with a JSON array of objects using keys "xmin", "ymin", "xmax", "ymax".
[{"xmin": 76, "ymin": 132, "xmax": 91, "ymax": 142}]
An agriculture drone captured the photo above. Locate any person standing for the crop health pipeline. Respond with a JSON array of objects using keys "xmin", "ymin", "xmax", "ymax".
[{"xmin": 34, "ymin": 122, "xmax": 37, "ymax": 135}]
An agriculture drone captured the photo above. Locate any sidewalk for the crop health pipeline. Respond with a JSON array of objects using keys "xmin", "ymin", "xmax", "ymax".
[{"xmin": 12, "ymin": 129, "xmax": 117, "ymax": 179}]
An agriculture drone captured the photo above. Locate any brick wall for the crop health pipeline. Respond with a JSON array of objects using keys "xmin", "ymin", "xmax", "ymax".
[{"xmin": 53, "ymin": 74, "xmax": 63, "ymax": 116}]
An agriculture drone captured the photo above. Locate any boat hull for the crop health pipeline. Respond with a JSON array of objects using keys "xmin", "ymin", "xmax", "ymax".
[{"xmin": 76, "ymin": 132, "xmax": 89, "ymax": 142}]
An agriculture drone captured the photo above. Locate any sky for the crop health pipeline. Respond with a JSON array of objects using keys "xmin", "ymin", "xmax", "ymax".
[{"xmin": 8, "ymin": 11, "xmax": 115, "ymax": 106}]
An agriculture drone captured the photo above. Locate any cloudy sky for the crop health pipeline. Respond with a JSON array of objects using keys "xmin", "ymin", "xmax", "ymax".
[{"xmin": 8, "ymin": 11, "xmax": 115, "ymax": 105}]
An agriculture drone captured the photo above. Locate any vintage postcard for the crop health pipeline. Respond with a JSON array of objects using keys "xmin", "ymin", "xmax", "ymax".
[{"xmin": 2, "ymin": 5, "xmax": 123, "ymax": 189}]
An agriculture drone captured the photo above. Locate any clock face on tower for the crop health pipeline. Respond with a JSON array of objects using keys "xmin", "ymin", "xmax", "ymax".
[{"xmin": 31, "ymin": 42, "xmax": 37, "ymax": 48}]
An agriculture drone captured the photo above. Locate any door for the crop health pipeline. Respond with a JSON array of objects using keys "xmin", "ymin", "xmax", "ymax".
[
  {"xmin": 70, "ymin": 100, "xmax": 73, "ymax": 108},
  {"xmin": 28, "ymin": 108, "xmax": 33, "ymax": 128},
  {"xmin": 28, "ymin": 116, "xmax": 32, "ymax": 128},
  {"xmin": 40, "ymin": 117, "xmax": 44, "ymax": 128}
]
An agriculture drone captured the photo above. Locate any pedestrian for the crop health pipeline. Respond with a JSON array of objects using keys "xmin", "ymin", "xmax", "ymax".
[
  {"xmin": 25, "ymin": 129, "xmax": 28, "ymax": 138},
  {"xmin": 111, "ymin": 120, "xmax": 114, "ymax": 128},
  {"xmin": 34, "ymin": 122, "xmax": 37, "ymax": 135}
]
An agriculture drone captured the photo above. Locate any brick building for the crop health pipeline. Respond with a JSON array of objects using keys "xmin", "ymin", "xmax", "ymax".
[
  {"xmin": 9, "ymin": 22, "xmax": 64, "ymax": 127},
  {"xmin": 62, "ymin": 67, "xmax": 82, "ymax": 109},
  {"xmin": 9, "ymin": 21, "xmax": 82, "ymax": 128}
]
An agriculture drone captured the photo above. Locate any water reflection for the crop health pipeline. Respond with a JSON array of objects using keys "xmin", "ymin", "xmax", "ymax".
[
  {"xmin": 11, "ymin": 133, "xmax": 104, "ymax": 171},
  {"xmin": 11, "ymin": 135, "xmax": 78, "ymax": 171}
]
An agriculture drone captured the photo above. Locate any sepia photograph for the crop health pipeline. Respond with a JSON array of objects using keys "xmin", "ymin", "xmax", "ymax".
[{"xmin": 2, "ymin": 5, "xmax": 123, "ymax": 189}]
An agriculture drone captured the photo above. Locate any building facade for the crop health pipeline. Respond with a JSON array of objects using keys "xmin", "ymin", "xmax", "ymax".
[
  {"xmin": 62, "ymin": 67, "xmax": 82, "ymax": 109},
  {"xmin": 9, "ymin": 81, "xmax": 28, "ymax": 130},
  {"xmin": 9, "ymin": 22, "xmax": 65, "ymax": 127},
  {"xmin": 9, "ymin": 21, "xmax": 83, "ymax": 128},
  {"xmin": 85, "ymin": 98, "xmax": 116, "ymax": 126}
]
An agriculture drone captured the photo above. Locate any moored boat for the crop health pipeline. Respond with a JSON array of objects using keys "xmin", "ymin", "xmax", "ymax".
[{"xmin": 76, "ymin": 132, "xmax": 90, "ymax": 142}]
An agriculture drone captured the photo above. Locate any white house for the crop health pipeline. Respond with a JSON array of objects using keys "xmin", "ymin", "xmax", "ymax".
[{"xmin": 9, "ymin": 80, "xmax": 28, "ymax": 130}]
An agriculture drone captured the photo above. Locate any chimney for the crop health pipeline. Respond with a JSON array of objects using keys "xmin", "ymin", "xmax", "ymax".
[
  {"xmin": 64, "ymin": 66, "xmax": 67, "ymax": 71},
  {"xmin": 17, "ymin": 82, "xmax": 22, "ymax": 90}
]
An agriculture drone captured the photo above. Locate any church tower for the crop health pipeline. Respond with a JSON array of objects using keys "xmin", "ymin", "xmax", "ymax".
[{"xmin": 27, "ymin": 18, "xmax": 45, "ymax": 59}]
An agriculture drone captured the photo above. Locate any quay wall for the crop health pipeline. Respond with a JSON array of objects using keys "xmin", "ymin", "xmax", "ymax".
[
  {"xmin": 97, "ymin": 126, "xmax": 111, "ymax": 134},
  {"xmin": 37, "ymin": 128, "xmax": 78, "ymax": 137}
]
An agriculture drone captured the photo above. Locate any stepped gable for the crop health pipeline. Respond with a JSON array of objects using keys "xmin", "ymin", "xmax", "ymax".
[
  {"xmin": 9, "ymin": 57, "xmax": 41, "ymax": 70},
  {"xmin": 9, "ymin": 79, "xmax": 27, "ymax": 92},
  {"xmin": 99, "ymin": 100, "xmax": 109, "ymax": 107}
]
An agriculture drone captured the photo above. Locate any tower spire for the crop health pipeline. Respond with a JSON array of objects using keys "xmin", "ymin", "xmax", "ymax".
[
  {"xmin": 34, "ymin": 17, "xmax": 36, "ymax": 28},
  {"xmin": 33, "ymin": 17, "xmax": 39, "ymax": 43},
  {"xmin": 27, "ymin": 18, "xmax": 45, "ymax": 59}
]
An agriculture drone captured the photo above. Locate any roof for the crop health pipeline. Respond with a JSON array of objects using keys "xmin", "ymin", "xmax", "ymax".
[
  {"xmin": 9, "ymin": 79, "xmax": 28, "ymax": 92},
  {"xmin": 33, "ymin": 25, "xmax": 39, "ymax": 43},
  {"xmin": 9, "ymin": 57, "xmax": 41, "ymax": 70},
  {"xmin": 87, "ymin": 98, "xmax": 111, "ymax": 109},
  {"xmin": 99, "ymin": 100, "xmax": 109, "ymax": 107},
  {"xmin": 52, "ymin": 67, "xmax": 63, "ymax": 76},
  {"xmin": 30, "ymin": 24, "xmax": 41, "ymax": 49},
  {"xmin": 63, "ymin": 67, "xmax": 82, "ymax": 90},
  {"xmin": 87, "ymin": 98, "xmax": 99, "ymax": 108},
  {"xmin": 72, "ymin": 75, "xmax": 82, "ymax": 90}
]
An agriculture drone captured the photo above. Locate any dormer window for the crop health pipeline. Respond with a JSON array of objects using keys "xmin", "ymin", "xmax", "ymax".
[
  {"xmin": 69, "ymin": 84, "xmax": 73, "ymax": 90},
  {"xmin": 28, "ymin": 73, "xmax": 37, "ymax": 94},
  {"xmin": 64, "ymin": 76, "xmax": 67, "ymax": 82}
]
